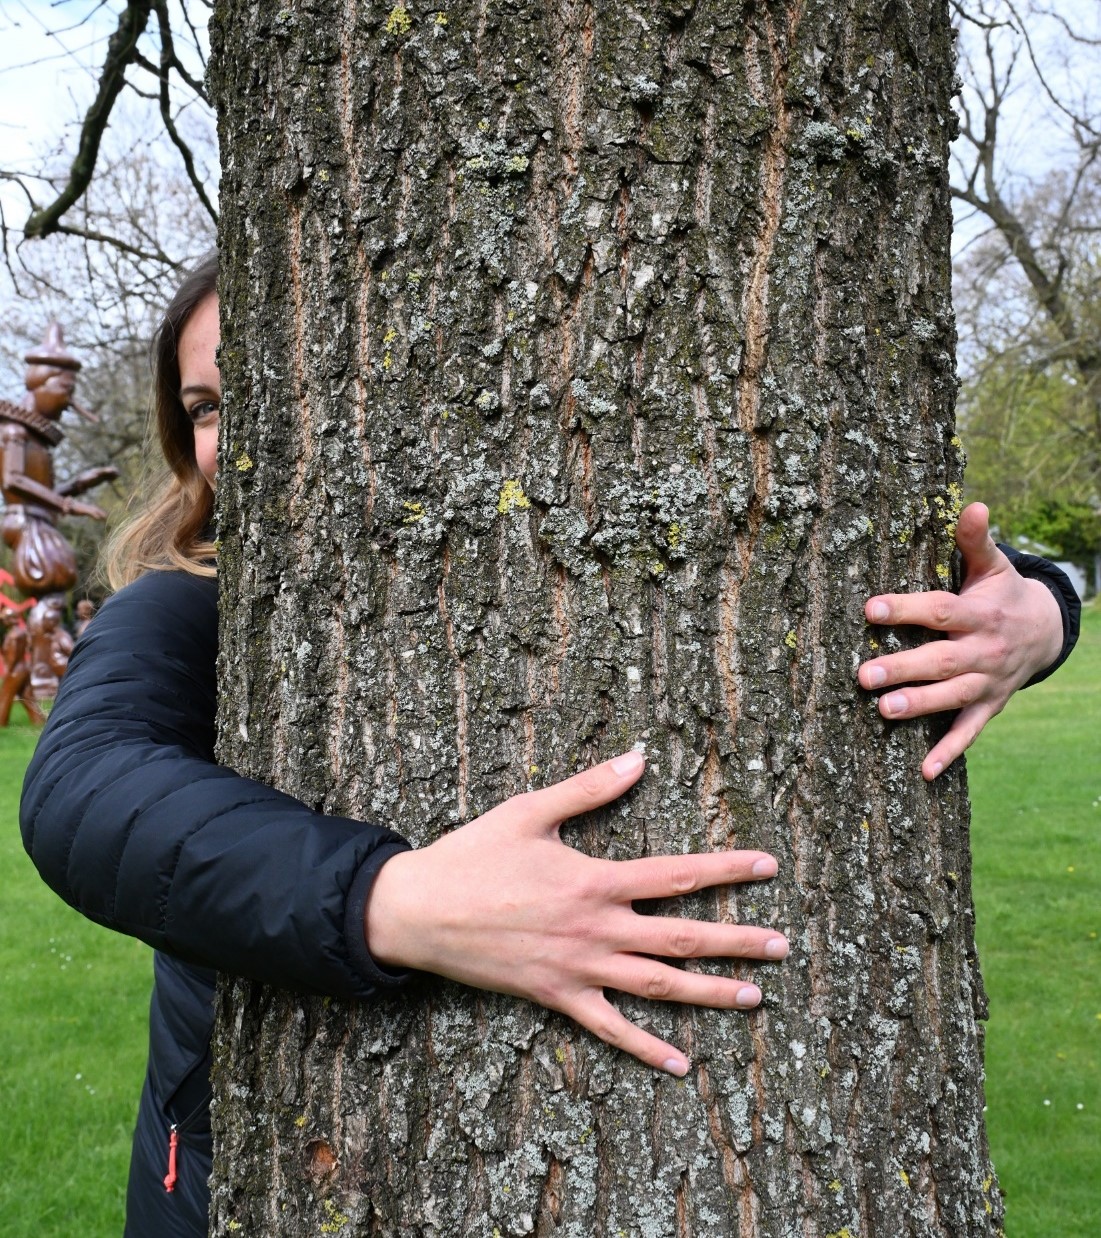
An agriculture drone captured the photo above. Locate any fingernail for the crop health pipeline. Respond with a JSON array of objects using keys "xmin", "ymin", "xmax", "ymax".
[
  {"xmin": 663, "ymin": 1057, "xmax": 689, "ymax": 1077},
  {"xmin": 751, "ymin": 857, "xmax": 777, "ymax": 878},
  {"xmin": 736, "ymin": 985, "xmax": 761, "ymax": 1007},
  {"xmin": 765, "ymin": 937, "xmax": 789, "ymax": 959},
  {"xmin": 929, "ymin": 761, "xmax": 944, "ymax": 779},
  {"xmin": 866, "ymin": 666, "xmax": 886, "ymax": 687},
  {"xmin": 611, "ymin": 750, "xmax": 644, "ymax": 776},
  {"xmin": 883, "ymin": 692, "xmax": 907, "ymax": 716},
  {"xmin": 869, "ymin": 602, "xmax": 889, "ymax": 622}
]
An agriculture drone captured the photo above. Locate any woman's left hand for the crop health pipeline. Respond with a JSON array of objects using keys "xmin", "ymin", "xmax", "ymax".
[{"xmin": 858, "ymin": 502, "xmax": 1064, "ymax": 780}]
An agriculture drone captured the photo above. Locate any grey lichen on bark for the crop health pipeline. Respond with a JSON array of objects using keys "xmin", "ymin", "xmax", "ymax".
[{"xmin": 209, "ymin": 0, "xmax": 1001, "ymax": 1234}]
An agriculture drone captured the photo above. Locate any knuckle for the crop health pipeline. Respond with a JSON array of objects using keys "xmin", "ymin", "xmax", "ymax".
[
  {"xmin": 590, "ymin": 1014, "xmax": 626, "ymax": 1049},
  {"xmin": 581, "ymin": 859, "xmax": 617, "ymax": 902},
  {"xmin": 986, "ymin": 637, "xmax": 1010, "ymax": 668},
  {"xmin": 573, "ymin": 768, "xmax": 607, "ymax": 804},
  {"xmin": 984, "ymin": 603, "xmax": 1006, "ymax": 630},
  {"xmin": 666, "ymin": 861, "xmax": 699, "ymax": 895},
  {"xmin": 935, "ymin": 645, "xmax": 959, "ymax": 678},
  {"xmin": 955, "ymin": 677, "xmax": 981, "ymax": 706},
  {"xmin": 668, "ymin": 928, "xmax": 700, "ymax": 958},
  {"xmin": 931, "ymin": 597, "xmax": 954, "ymax": 627},
  {"xmin": 644, "ymin": 970, "xmax": 675, "ymax": 1000}
]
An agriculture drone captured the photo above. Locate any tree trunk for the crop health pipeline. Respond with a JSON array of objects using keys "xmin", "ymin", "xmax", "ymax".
[{"xmin": 208, "ymin": 1, "xmax": 1002, "ymax": 1234}]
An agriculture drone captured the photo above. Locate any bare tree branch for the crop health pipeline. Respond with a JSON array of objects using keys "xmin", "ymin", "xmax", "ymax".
[
  {"xmin": 22, "ymin": 0, "xmax": 155, "ymax": 240},
  {"xmin": 153, "ymin": 0, "xmax": 217, "ymax": 223}
]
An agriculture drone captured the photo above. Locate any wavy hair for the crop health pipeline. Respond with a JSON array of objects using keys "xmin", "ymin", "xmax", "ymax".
[{"xmin": 102, "ymin": 250, "xmax": 219, "ymax": 589}]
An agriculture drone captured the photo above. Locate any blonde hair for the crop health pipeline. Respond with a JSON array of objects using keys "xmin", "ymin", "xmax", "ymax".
[{"xmin": 102, "ymin": 251, "xmax": 219, "ymax": 590}]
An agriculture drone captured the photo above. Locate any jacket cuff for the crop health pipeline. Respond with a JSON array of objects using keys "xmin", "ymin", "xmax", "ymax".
[
  {"xmin": 344, "ymin": 840, "xmax": 416, "ymax": 989},
  {"xmin": 999, "ymin": 543, "xmax": 1082, "ymax": 687}
]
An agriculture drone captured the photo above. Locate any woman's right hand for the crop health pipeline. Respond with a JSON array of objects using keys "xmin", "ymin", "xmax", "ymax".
[{"xmin": 365, "ymin": 750, "xmax": 787, "ymax": 1076}]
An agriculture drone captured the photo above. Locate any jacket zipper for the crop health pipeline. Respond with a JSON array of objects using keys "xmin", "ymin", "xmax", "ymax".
[{"xmin": 163, "ymin": 1092, "xmax": 210, "ymax": 1193}]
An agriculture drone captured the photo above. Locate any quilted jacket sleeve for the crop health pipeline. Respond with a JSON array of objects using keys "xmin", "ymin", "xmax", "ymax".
[{"xmin": 20, "ymin": 569, "xmax": 411, "ymax": 1000}]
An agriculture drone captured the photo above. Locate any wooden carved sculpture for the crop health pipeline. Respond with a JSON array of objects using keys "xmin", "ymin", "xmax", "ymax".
[
  {"xmin": 0, "ymin": 322, "xmax": 117, "ymax": 595},
  {"xmin": 0, "ymin": 607, "xmax": 43, "ymax": 727},
  {"xmin": 0, "ymin": 323, "xmax": 117, "ymax": 721},
  {"xmin": 27, "ymin": 596, "xmax": 74, "ymax": 701}
]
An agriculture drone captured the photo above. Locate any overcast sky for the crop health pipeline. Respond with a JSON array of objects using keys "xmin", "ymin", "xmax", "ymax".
[{"xmin": 0, "ymin": 0, "xmax": 1097, "ymax": 258}]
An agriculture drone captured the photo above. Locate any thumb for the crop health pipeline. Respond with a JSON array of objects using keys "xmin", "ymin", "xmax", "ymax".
[
  {"xmin": 518, "ymin": 750, "xmax": 646, "ymax": 833},
  {"xmin": 955, "ymin": 502, "xmax": 1003, "ymax": 582}
]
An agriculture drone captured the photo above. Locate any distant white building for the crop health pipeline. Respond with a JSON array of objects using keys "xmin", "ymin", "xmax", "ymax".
[
  {"xmin": 1009, "ymin": 537, "xmax": 1089, "ymax": 599},
  {"xmin": 1055, "ymin": 561, "xmax": 1087, "ymax": 600}
]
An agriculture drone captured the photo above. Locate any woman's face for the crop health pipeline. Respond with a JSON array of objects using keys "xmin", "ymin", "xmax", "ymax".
[{"xmin": 177, "ymin": 294, "xmax": 221, "ymax": 490}]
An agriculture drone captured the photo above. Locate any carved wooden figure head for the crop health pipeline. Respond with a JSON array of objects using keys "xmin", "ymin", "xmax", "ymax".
[{"xmin": 23, "ymin": 322, "xmax": 81, "ymax": 421}]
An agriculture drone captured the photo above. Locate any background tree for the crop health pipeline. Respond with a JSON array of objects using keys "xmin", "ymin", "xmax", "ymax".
[
  {"xmin": 207, "ymin": 1, "xmax": 1001, "ymax": 1234},
  {"xmin": 951, "ymin": 0, "xmax": 1101, "ymax": 570}
]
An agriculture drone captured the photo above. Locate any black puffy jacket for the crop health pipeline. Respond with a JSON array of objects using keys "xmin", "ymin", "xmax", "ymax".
[{"xmin": 20, "ymin": 569, "xmax": 410, "ymax": 1235}]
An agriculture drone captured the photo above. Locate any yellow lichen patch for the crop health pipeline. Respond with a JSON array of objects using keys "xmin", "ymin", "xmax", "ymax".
[
  {"xmin": 382, "ymin": 352, "xmax": 393, "ymax": 370},
  {"xmin": 435, "ymin": 12, "xmax": 448, "ymax": 25},
  {"xmin": 899, "ymin": 1168, "xmax": 910, "ymax": 1187},
  {"xmin": 529, "ymin": 765, "xmax": 540, "ymax": 775},
  {"xmin": 825, "ymin": 1229, "xmax": 853, "ymax": 1238},
  {"xmin": 936, "ymin": 563, "xmax": 951, "ymax": 583},
  {"xmin": 383, "ymin": 327, "xmax": 397, "ymax": 346},
  {"xmin": 784, "ymin": 629, "xmax": 798, "ymax": 650},
  {"xmin": 402, "ymin": 501, "xmax": 425, "ymax": 524},
  {"xmin": 235, "ymin": 452, "xmax": 254, "ymax": 472},
  {"xmin": 860, "ymin": 819, "xmax": 870, "ymax": 832},
  {"xmin": 227, "ymin": 1224, "xmax": 241, "ymax": 1233},
  {"xmin": 650, "ymin": 560, "xmax": 665, "ymax": 574},
  {"xmin": 384, "ymin": 5, "xmax": 411, "ymax": 36},
  {"xmin": 555, "ymin": 1047, "xmax": 565, "ymax": 1063},
  {"xmin": 667, "ymin": 522, "xmax": 682, "ymax": 549},
  {"xmin": 868, "ymin": 637, "xmax": 879, "ymax": 651},
  {"xmin": 828, "ymin": 1179, "xmax": 842, "ymax": 1193},
  {"xmin": 321, "ymin": 1198, "xmax": 350, "ymax": 1234},
  {"xmin": 497, "ymin": 479, "xmax": 530, "ymax": 514},
  {"xmin": 294, "ymin": 1114, "xmax": 307, "ymax": 1128}
]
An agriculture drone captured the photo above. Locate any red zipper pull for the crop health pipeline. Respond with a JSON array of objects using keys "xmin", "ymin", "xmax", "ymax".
[{"xmin": 164, "ymin": 1125, "xmax": 179, "ymax": 1193}]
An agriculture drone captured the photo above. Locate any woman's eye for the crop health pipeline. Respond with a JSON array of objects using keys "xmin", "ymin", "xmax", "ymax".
[{"xmin": 188, "ymin": 401, "xmax": 219, "ymax": 424}]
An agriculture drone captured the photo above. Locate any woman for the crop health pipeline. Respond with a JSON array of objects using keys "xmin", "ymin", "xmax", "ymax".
[{"xmin": 20, "ymin": 252, "xmax": 1079, "ymax": 1235}]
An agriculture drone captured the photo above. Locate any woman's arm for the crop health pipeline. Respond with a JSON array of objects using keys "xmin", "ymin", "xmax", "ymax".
[
  {"xmin": 22, "ymin": 569, "xmax": 787, "ymax": 1073},
  {"xmin": 858, "ymin": 502, "xmax": 1081, "ymax": 779},
  {"xmin": 20, "ymin": 570, "xmax": 410, "ymax": 1001}
]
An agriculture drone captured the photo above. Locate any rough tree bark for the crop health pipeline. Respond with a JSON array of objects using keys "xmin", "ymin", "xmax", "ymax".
[{"xmin": 208, "ymin": 1, "xmax": 1002, "ymax": 1234}]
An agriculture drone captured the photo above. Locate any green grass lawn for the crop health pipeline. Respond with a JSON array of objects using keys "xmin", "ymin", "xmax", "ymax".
[
  {"xmin": 968, "ymin": 600, "xmax": 1100, "ymax": 1236},
  {"xmin": 0, "ymin": 611, "xmax": 1097, "ymax": 1237},
  {"xmin": 0, "ymin": 717, "xmax": 150, "ymax": 1238}
]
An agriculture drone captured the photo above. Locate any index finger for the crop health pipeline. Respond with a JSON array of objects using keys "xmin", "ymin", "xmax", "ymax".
[
  {"xmin": 865, "ymin": 590, "xmax": 979, "ymax": 634},
  {"xmin": 606, "ymin": 850, "xmax": 778, "ymax": 901},
  {"xmin": 512, "ymin": 750, "xmax": 647, "ymax": 831}
]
